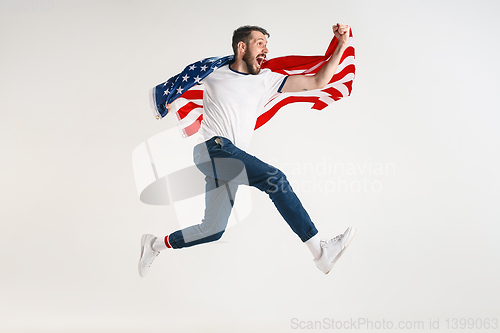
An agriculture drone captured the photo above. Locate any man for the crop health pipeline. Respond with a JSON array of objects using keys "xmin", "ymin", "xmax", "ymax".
[{"xmin": 139, "ymin": 24, "xmax": 355, "ymax": 276}]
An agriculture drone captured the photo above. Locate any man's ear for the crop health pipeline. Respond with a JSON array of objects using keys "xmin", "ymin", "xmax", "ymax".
[{"xmin": 237, "ymin": 41, "xmax": 246, "ymax": 56}]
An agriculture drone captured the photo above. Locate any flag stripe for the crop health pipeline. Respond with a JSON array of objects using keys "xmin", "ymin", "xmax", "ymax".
[
  {"xmin": 182, "ymin": 115, "xmax": 203, "ymax": 137},
  {"xmin": 177, "ymin": 106, "xmax": 203, "ymax": 130},
  {"xmin": 177, "ymin": 101, "xmax": 202, "ymax": 120},
  {"xmin": 180, "ymin": 89, "xmax": 203, "ymax": 100},
  {"xmin": 255, "ymin": 95, "xmax": 330, "ymax": 130}
]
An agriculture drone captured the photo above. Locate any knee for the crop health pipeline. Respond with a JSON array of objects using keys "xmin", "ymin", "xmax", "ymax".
[
  {"xmin": 264, "ymin": 168, "xmax": 289, "ymax": 195},
  {"xmin": 211, "ymin": 230, "xmax": 225, "ymax": 241},
  {"xmin": 199, "ymin": 221, "xmax": 224, "ymax": 235}
]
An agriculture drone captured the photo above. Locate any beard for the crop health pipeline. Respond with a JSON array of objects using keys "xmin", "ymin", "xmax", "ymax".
[{"xmin": 242, "ymin": 49, "xmax": 260, "ymax": 75}]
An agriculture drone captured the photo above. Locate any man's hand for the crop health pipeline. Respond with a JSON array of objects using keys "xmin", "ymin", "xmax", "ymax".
[
  {"xmin": 333, "ymin": 23, "xmax": 350, "ymax": 47},
  {"xmin": 280, "ymin": 23, "xmax": 351, "ymax": 93}
]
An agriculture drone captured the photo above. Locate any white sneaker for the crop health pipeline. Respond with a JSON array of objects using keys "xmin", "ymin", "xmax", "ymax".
[
  {"xmin": 138, "ymin": 234, "xmax": 160, "ymax": 277},
  {"xmin": 314, "ymin": 227, "xmax": 356, "ymax": 274}
]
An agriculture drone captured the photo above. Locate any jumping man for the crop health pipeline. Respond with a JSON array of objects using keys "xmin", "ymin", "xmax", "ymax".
[{"xmin": 139, "ymin": 24, "xmax": 356, "ymax": 276}]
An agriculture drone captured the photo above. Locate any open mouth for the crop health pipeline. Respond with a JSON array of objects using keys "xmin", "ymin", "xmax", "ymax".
[{"xmin": 256, "ymin": 54, "xmax": 266, "ymax": 67}]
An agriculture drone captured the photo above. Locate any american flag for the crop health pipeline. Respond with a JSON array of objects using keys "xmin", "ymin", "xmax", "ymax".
[{"xmin": 150, "ymin": 31, "xmax": 355, "ymax": 137}]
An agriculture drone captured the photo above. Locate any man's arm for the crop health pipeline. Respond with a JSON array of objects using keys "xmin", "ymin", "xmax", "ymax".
[{"xmin": 280, "ymin": 24, "xmax": 350, "ymax": 93}]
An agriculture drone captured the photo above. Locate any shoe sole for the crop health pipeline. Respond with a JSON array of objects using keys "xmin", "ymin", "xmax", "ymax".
[
  {"xmin": 138, "ymin": 234, "xmax": 148, "ymax": 277},
  {"xmin": 325, "ymin": 227, "xmax": 356, "ymax": 274}
]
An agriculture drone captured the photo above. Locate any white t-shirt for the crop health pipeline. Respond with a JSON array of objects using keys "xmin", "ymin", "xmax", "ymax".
[{"xmin": 197, "ymin": 64, "xmax": 287, "ymax": 150}]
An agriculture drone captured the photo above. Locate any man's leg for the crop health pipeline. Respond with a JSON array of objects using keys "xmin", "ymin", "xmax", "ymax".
[
  {"xmin": 205, "ymin": 137, "xmax": 318, "ymax": 243},
  {"xmin": 138, "ymin": 141, "xmax": 240, "ymax": 276},
  {"xmin": 202, "ymin": 137, "xmax": 356, "ymax": 275},
  {"xmin": 152, "ymin": 139, "xmax": 242, "ymax": 250},
  {"xmin": 168, "ymin": 178, "xmax": 238, "ymax": 248}
]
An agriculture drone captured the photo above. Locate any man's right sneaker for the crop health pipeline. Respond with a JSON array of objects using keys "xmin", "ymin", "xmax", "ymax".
[
  {"xmin": 138, "ymin": 234, "xmax": 160, "ymax": 277},
  {"xmin": 314, "ymin": 227, "xmax": 356, "ymax": 274}
]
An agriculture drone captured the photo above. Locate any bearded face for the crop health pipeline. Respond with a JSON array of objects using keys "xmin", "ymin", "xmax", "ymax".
[
  {"xmin": 241, "ymin": 49, "xmax": 260, "ymax": 75},
  {"xmin": 242, "ymin": 42, "xmax": 267, "ymax": 75}
]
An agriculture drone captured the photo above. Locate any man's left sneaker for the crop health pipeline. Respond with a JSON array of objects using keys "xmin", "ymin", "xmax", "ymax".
[
  {"xmin": 138, "ymin": 234, "xmax": 160, "ymax": 277},
  {"xmin": 314, "ymin": 227, "xmax": 356, "ymax": 274}
]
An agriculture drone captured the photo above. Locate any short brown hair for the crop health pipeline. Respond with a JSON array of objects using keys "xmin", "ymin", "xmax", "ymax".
[{"xmin": 232, "ymin": 25, "xmax": 270, "ymax": 56}]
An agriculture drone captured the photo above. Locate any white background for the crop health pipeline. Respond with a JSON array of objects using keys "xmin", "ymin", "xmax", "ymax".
[{"xmin": 1, "ymin": 0, "xmax": 499, "ymax": 332}]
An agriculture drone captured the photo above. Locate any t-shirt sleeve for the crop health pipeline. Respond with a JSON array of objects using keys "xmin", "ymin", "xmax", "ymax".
[{"xmin": 266, "ymin": 70, "xmax": 288, "ymax": 94}]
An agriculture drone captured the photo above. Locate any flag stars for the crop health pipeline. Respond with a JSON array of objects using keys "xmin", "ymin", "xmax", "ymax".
[
  {"xmin": 189, "ymin": 64, "xmax": 197, "ymax": 71},
  {"xmin": 193, "ymin": 76, "xmax": 202, "ymax": 84},
  {"xmin": 200, "ymin": 65, "xmax": 208, "ymax": 71},
  {"xmin": 177, "ymin": 87, "xmax": 183, "ymax": 94},
  {"xmin": 182, "ymin": 74, "xmax": 190, "ymax": 82},
  {"xmin": 164, "ymin": 89, "xmax": 170, "ymax": 96}
]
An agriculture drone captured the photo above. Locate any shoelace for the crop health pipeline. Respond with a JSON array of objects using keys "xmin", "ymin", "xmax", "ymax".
[
  {"xmin": 325, "ymin": 234, "xmax": 343, "ymax": 245},
  {"xmin": 146, "ymin": 251, "xmax": 160, "ymax": 267}
]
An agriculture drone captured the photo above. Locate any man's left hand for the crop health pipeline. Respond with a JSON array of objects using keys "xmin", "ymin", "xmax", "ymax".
[{"xmin": 333, "ymin": 23, "xmax": 350, "ymax": 46}]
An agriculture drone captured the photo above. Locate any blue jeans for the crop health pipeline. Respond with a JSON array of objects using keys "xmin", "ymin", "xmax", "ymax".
[{"xmin": 168, "ymin": 136, "xmax": 318, "ymax": 248}]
